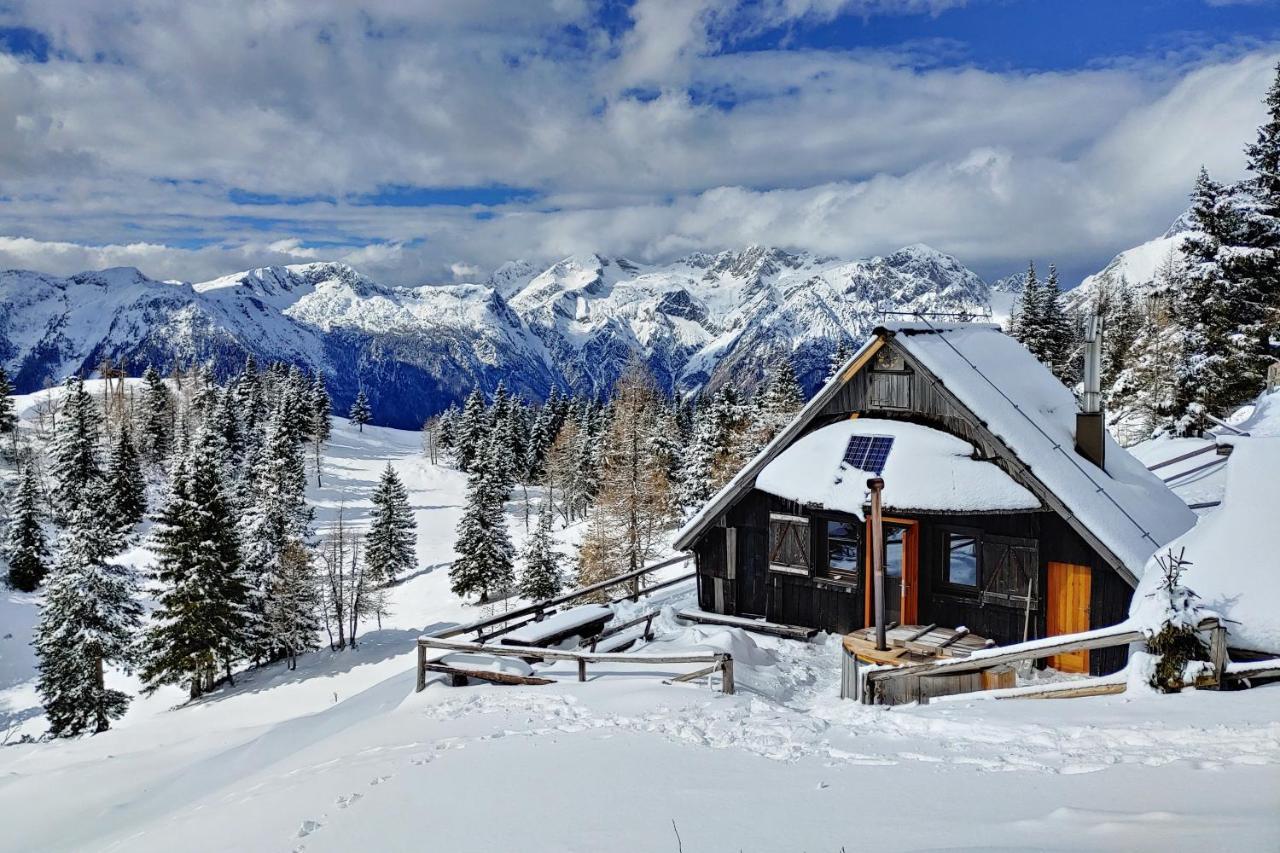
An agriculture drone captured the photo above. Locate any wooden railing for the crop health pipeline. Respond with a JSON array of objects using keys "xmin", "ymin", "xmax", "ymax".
[
  {"xmin": 426, "ymin": 554, "xmax": 694, "ymax": 644},
  {"xmin": 415, "ymin": 636, "xmax": 734, "ymax": 695},
  {"xmin": 861, "ymin": 617, "xmax": 1227, "ymax": 705}
]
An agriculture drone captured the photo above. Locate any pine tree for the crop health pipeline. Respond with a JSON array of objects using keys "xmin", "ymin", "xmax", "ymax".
[
  {"xmin": 140, "ymin": 431, "xmax": 247, "ymax": 698},
  {"xmin": 6, "ymin": 465, "xmax": 49, "ymax": 592},
  {"xmin": 1173, "ymin": 168, "xmax": 1256, "ymax": 433},
  {"xmin": 826, "ymin": 339, "xmax": 853, "ymax": 382},
  {"xmin": 239, "ymin": 398, "xmax": 315, "ymax": 662},
  {"xmin": 348, "ymin": 389, "xmax": 372, "ymax": 432},
  {"xmin": 449, "ymin": 436, "xmax": 514, "ymax": 603},
  {"xmin": 1009, "ymin": 261, "xmax": 1041, "ymax": 346},
  {"xmin": 264, "ymin": 540, "xmax": 321, "ymax": 670},
  {"xmin": 308, "ymin": 374, "xmax": 332, "ymax": 486},
  {"xmin": 1041, "ymin": 265, "xmax": 1078, "ymax": 384},
  {"xmin": 104, "ymin": 424, "xmax": 146, "ymax": 531},
  {"xmin": 35, "ymin": 505, "xmax": 141, "ymax": 736},
  {"xmin": 0, "ymin": 365, "xmax": 16, "ymax": 438},
  {"xmin": 1238, "ymin": 62, "xmax": 1280, "ymax": 355},
  {"xmin": 365, "ymin": 464, "xmax": 416, "ymax": 584},
  {"xmin": 139, "ymin": 366, "xmax": 173, "ymax": 464},
  {"xmin": 453, "ymin": 389, "xmax": 489, "ymax": 471},
  {"xmin": 518, "ymin": 502, "xmax": 564, "ymax": 601},
  {"xmin": 49, "ymin": 376, "xmax": 105, "ymax": 523}
]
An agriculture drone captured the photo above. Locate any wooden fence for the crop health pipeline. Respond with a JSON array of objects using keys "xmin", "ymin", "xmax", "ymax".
[
  {"xmin": 415, "ymin": 636, "xmax": 734, "ymax": 695},
  {"xmin": 429, "ymin": 554, "xmax": 693, "ymax": 645},
  {"xmin": 860, "ymin": 617, "xmax": 1226, "ymax": 705}
]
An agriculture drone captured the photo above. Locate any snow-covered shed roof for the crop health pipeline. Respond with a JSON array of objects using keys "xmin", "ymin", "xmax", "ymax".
[
  {"xmin": 675, "ymin": 322, "xmax": 1195, "ymax": 585},
  {"xmin": 756, "ymin": 418, "xmax": 1040, "ymax": 517},
  {"xmin": 889, "ymin": 323, "xmax": 1196, "ymax": 580},
  {"xmin": 1130, "ymin": 439, "xmax": 1280, "ymax": 655}
]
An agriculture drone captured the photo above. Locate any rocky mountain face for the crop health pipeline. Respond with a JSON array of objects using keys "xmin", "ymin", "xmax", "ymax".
[{"xmin": 0, "ymin": 245, "xmax": 993, "ymax": 428}]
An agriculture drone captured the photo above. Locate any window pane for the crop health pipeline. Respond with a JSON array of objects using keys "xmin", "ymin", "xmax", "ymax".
[
  {"xmin": 946, "ymin": 534, "xmax": 978, "ymax": 587},
  {"xmin": 826, "ymin": 520, "xmax": 860, "ymax": 579}
]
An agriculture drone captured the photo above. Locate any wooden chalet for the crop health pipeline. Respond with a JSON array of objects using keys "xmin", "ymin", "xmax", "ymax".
[{"xmin": 674, "ymin": 322, "xmax": 1197, "ymax": 676}]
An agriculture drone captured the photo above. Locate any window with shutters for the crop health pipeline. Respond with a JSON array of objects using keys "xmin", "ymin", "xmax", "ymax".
[
  {"xmin": 768, "ymin": 514, "xmax": 811, "ymax": 575},
  {"xmin": 979, "ymin": 535, "xmax": 1039, "ymax": 607}
]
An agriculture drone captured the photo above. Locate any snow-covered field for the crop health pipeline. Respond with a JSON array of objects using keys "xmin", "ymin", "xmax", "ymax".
[{"xmin": 2, "ymin": 397, "xmax": 1279, "ymax": 852}]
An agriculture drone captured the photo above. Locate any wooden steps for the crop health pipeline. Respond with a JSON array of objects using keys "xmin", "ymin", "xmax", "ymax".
[{"xmin": 677, "ymin": 609, "xmax": 818, "ymax": 641}]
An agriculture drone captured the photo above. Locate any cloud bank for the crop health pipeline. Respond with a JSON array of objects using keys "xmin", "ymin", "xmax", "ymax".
[{"xmin": 0, "ymin": 0, "xmax": 1275, "ymax": 285}]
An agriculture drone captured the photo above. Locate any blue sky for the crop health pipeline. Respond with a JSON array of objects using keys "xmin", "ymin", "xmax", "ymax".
[{"xmin": 0, "ymin": 0, "xmax": 1276, "ymax": 286}]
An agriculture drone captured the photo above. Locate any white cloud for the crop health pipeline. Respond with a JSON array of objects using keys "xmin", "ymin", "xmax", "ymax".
[{"xmin": 0, "ymin": 1, "xmax": 1275, "ymax": 287}]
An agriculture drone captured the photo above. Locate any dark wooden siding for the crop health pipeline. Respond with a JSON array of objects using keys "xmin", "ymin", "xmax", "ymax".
[{"xmin": 767, "ymin": 572, "xmax": 861, "ymax": 634}]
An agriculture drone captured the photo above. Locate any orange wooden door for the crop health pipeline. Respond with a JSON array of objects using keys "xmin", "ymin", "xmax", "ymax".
[
  {"xmin": 864, "ymin": 519, "xmax": 918, "ymax": 626},
  {"xmin": 1047, "ymin": 562, "xmax": 1091, "ymax": 673}
]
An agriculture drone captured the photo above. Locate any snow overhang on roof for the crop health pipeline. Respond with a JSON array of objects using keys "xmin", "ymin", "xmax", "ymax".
[
  {"xmin": 756, "ymin": 418, "xmax": 1041, "ymax": 518},
  {"xmin": 1131, "ymin": 438, "xmax": 1280, "ymax": 656}
]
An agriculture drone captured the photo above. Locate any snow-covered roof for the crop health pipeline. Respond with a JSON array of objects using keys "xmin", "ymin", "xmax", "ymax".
[
  {"xmin": 756, "ymin": 418, "xmax": 1040, "ymax": 517},
  {"xmin": 889, "ymin": 323, "xmax": 1196, "ymax": 579},
  {"xmin": 1130, "ymin": 439, "xmax": 1280, "ymax": 655}
]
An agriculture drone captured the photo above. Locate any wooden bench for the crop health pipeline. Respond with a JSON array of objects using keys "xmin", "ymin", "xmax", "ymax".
[{"xmin": 677, "ymin": 609, "xmax": 818, "ymax": 641}]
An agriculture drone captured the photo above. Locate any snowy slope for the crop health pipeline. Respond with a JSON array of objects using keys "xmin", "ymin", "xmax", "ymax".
[
  {"xmin": 0, "ymin": 245, "xmax": 992, "ymax": 427},
  {"xmin": 3, "ymin": 392, "xmax": 1279, "ymax": 852}
]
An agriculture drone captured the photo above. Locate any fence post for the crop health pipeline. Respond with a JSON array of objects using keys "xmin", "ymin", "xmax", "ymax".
[
  {"xmin": 1210, "ymin": 622, "xmax": 1229, "ymax": 689},
  {"xmin": 578, "ymin": 659, "xmax": 587, "ymax": 683},
  {"xmin": 720, "ymin": 655, "xmax": 735, "ymax": 695},
  {"xmin": 416, "ymin": 641, "xmax": 426, "ymax": 693}
]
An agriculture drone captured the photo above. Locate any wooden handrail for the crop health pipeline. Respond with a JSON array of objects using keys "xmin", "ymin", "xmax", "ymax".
[
  {"xmin": 425, "ymin": 554, "xmax": 692, "ymax": 642},
  {"xmin": 415, "ymin": 636, "xmax": 734, "ymax": 695},
  {"xmin": 862, "ymin": 617, "xmax": 1226, "ymax": 705}
]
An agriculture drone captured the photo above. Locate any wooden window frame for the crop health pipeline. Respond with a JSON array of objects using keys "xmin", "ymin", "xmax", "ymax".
[
  {"xmin": 939, "ymin": 525, "xmax": 983, "ymax": 592},
  {"xmin": 818, "ymin": 515, "xmax": 862, "ymax": 586},
  {"xmin": 768, "ymin": 513, "xmax": 812, "ymax": 576}
]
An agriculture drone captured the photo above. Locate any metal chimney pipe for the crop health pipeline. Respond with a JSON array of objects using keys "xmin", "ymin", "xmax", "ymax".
[
  {"xmin": 1075, "ymin": 314, "xmax": 1106, "ymax": 469},
  {"xmin": 868, "ymin": 477, "xmax": 887, "ymax": 651}
]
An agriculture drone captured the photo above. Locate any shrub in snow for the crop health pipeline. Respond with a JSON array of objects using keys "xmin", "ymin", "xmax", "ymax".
[{"xmin": 1142, "ymin": 548, "xmax": 1209, "ymax": 692}]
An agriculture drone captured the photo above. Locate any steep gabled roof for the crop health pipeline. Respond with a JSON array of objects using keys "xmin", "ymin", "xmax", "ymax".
[{"xmin": 674, "ymin": 322, "xmax": 1197, "ymax": 584}]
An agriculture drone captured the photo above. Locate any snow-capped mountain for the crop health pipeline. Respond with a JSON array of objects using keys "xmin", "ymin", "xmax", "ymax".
[{"xmin": 0, "ymin": 245, "xmax": 992, "ymax": 428}]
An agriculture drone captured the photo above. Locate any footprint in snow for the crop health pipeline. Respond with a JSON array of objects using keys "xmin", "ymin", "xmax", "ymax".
[
  {"xmin": 369, "ymin": 775, "xmax": 392, "ymax": 786},
  {"xmin": 410, "ymin": 753, "xmax": 434, "ymax": 766},
  {"xmin": 296, "ymin": 819, "xmax": 323, "ymax": 838},
  {"xmin": 335, "ymin": 793, "xmax": 364, "ymax": 809}
]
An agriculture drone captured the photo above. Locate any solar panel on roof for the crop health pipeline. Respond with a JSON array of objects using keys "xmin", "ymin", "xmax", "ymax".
[{"xmin": 842, "ymin": 434, "xmax": 894, "ymax": 475}]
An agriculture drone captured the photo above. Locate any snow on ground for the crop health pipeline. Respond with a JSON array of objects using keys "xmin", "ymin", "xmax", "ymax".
[
  {"xmin": 2, "ymin": 393, "xmax": 1278, "ymax": 851},
  {"xmin": 1132, "ymin": 438, "xmax": 1280, "ymax": 655},
  {"xmin": 1129, "ymin": 387, "xmax": 1280, "ymax": 510}
]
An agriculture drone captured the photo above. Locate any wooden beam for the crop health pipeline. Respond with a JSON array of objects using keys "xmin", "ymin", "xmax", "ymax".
[
  {"xmin": 995, "ymin": 681, "xmax": 1126, "ymax": 700},
  {"xmin": 420, "ymin": 662, "xmax": 556, "ymax": 688},
  {"xmin": 676, "ymin": 609, "xmax": 818, "ymax": 640}
]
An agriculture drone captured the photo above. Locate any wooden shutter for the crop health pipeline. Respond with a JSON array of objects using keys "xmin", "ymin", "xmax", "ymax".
[
  {"xmin": 979, "ymin": 535, "xmax": 1039, "ymax": 607},
  {"xmin": 769, "ymin": 514, "xmax": 811, "ymax": 575}
]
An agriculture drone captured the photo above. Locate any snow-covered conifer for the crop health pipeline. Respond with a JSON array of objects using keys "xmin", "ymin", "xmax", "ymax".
[
  {"xmin": 453, "ymin": 389, "xmax": 489, "ymax": 471},
  {"xmin": 0, "ymin": 365, "xmax": 16, "ymax": 437},
  {"xmin": 139, "ymin": 366, "xmax": 173, "ymax": 464},
  {"xmin": 49, "ymin": 376, "xmax": 105, "ymax": 523},
  {"xmin": 449, "ymin": 435, "xmax": 514, "ymax": 603},
  {"xmin": 365, "ymin": 464, "xmax": 416, "ymax": 584},
  {"xmin": 104, "ymin": 424, "xmax": 146, "ymax": 531},
  {"xmin": 140, "ymin": 431, "xmax": 247, "ymax": 698},
  {"xmin": 348, "ymin": 388, "xmax": 372, "ymax": 432},
  {"xmin": 518, "ymin": 502, "xmax": 564, "ymax": 601},
  {"xmin": 35, "ymin": 505, "xmax": 141, "ymax": 736},
  {"xmin": 6, "ymin": 465, "xmax": 49, "ymax": 592}
]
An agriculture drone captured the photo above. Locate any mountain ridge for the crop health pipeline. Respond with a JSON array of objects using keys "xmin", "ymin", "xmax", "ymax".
[{"xmin": 1, "ymin": 244, "xmax": 996, "ymax": 427}]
